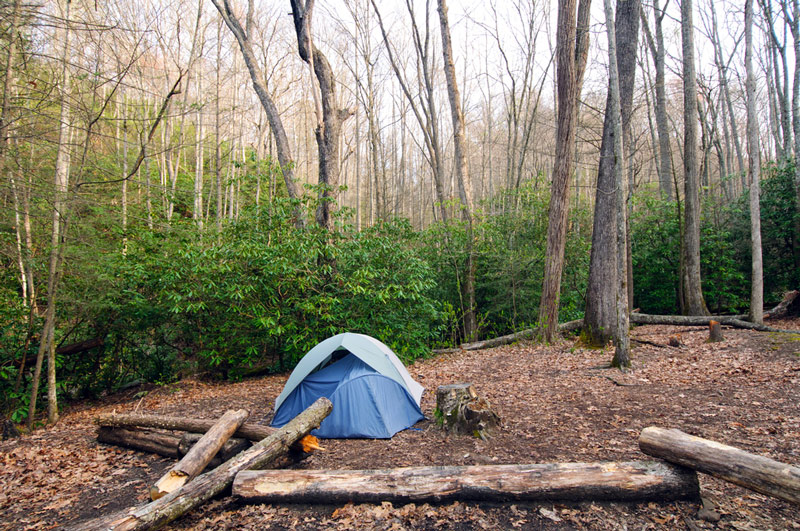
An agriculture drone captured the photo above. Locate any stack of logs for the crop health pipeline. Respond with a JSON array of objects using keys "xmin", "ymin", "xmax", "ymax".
[{"xmin": 80, "ymin": 388, "xmax": 800, "ymax": 530}]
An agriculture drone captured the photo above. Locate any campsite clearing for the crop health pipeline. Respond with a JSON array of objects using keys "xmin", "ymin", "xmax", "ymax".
[{"xmin": 1, "ymin": 320, "xmax": 799, "ymax": 530}]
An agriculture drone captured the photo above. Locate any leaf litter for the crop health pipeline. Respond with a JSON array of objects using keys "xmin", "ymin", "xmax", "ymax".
[{"xmin": 1, "ymin": 319, "xmax": 798, "ymax": 530}]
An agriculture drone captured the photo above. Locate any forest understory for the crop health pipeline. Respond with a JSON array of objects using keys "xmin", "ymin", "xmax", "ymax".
[{"xmin": 1, "ymin": 320, "xmax": 799, "ymax": 531}]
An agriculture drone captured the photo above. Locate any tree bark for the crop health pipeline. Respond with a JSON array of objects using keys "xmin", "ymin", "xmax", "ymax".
[
  {"xmin": 30, "ymin": 0, "xmax": 72, "ymax": 428},
  {"xmin": 233, "ymin": 461, "xmax": 698, "ymax": 504},
  {"xmin": 290, "ymin": 0, "xmax": 351, "ymax": 230},
  {"xmin": 707, "ymin": 320, "xmax": 724, "ymax": 342},
  {"xmin": 97, "ymin": 427, "xmax": 182, "ymax": 459},
  {"xmin": 764, "ymin": 290, "xmax": 800, "ymax": 318},
  {"xmin": 432, "ymin": 319, "xmax": 584, "ymax": 354},
  {"xmin": 639, "ymin": 426, "xmax": 800, "ymax": 506},
  {"xmin": 680, "ymin": 0, "xmax": 708, "ymax": 316},
  {"xmin": 745, "ymin": 0, "xmax": 764, "ymax": 325},
  {"xmin": 601, "ymin": 0, "xmax": 634, "ymax": 369},
  {"xmin": 70, "ymin": 398, "xmax": 332, "ymax": 531},
  {"xmin": 150, "ymin": 409, "xmax": 249, "ymax": 500},
  {"xmin": 437, "ymin": 0, "xmax": 477, "ymax": 340},
  {"xmin": 95, "ymin": 413, "xmax": 277, "ymax": 442},
  {"xmin": 538, "ymin": 0, "xmax": 582, "ymax": 342},
  {"xmin": 584, "ymin": 0, "xmax": 639, "ymax": 349},
  {"xmin": 210, "ymin": 0, "xmax": 302, "ymax": 214},
  {"xmin": 629, "ymin": 313, "xmax": 800, "ymax": 333}
]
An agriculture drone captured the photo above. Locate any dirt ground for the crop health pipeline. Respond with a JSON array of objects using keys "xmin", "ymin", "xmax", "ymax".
[{"xmin": 1, "ymin": 319, "xmax": 799, "ymax": 530}]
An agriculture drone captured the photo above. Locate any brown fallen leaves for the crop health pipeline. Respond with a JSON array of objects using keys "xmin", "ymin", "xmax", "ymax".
[{"xmin": 1, "ymin": 322, "xmax": 799, "ymax": 530}]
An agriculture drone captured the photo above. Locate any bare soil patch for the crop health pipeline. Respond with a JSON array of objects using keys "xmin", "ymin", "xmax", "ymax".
[{"xmin": 1, "ymin": 320, "xmax": 799, "ymax": 530}]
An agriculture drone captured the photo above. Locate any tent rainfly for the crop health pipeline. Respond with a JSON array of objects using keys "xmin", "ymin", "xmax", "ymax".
[{"xmin": 271, "ymin": 333, "xmax": 424, "ymax": 438}]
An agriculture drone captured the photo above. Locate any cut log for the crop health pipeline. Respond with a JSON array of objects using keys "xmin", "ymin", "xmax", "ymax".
[
  {"xmin": 436, "ymin": 384, "xmax": 500, "ymax": 439},
  {"xmin": 97, "ymin": 427, "xmax": 181, "ymax": 459},
  {"xmin": 639, "ymin": 426, "xmax": 800, "ymax": 505},
  {"xmin": 150, "ymin": 409, "xmax": 249, "ymax": 500},
  {"xmin": 432, "ymin": 319, "xmax": 584, "ymax": 353},
  {"xmin": 765, "ymin": 290, "xmax": 800, "ymax": 319},
  {"xmin": 232, "ymin": 460, "xmax": 699, "ymax": 504},
  {"xmin": 95, "ymin": 413, "xmax": 276, "ymax": 442},
  {"xmin": 69, "ymin": 397, "xmax": 332, "ymax": 531},
  {"xmin": 668, "ymin": 335, "xmax": 683, "ymax": 347},
  {"xmin": 707, "ymin": 321, "xmax": 724, "ymax": 343},
  {"xmin": 178, "ymin": 432, "xmax": 250, "ymax": 461}
]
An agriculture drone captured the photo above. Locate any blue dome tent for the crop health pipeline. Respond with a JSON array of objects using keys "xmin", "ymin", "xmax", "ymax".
[{"xmin": 271, "ymin": 333, "xmax": 424, "ymax": 438}]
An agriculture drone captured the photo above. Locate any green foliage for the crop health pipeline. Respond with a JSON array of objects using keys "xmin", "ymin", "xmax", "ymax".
[
  {"xmin": 57, "ymin": 196, "xmax": 444, "ymax": 390},
  {"xmin": 419, "ymin": 179, "xmax": 592, "ymax": 342},
  {"xmin": 730, "ymin": 161, "xmax": 800, "ymax": 302},
  {"xmin": 632, "ymin": 163, "xmax": 799, "ymax": 315}
]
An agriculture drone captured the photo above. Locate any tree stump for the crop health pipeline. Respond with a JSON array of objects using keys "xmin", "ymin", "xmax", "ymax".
[
  {"xmin": 436, "ymin": 384, "xmax": 500, "ymax": 439},
  {"xmin": 707, "ymin": 320, "xmax": 724, "ymax": 343},
  {"xmin": 668, "ymin": 335, "xmax": 683, "ymax": 347}
]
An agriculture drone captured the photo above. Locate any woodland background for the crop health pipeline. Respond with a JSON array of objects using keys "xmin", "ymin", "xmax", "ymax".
[{"xmin": 0, "ymin": 0, "xmax": 797, "ymax": 426}]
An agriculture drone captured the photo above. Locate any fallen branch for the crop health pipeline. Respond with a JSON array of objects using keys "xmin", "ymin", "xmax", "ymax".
[
  {"xmin": 433, "ymin": 319, "xmax": 584, "ymax": 353},
  {"xmin": 639, "ymin": 426, "xmax": 800, "ymax": 506},
  {"xmin": 150, "ymin": 409, "xmax": 248, "ymax": 500},
  {"xmin": 71, "ymin": 397, "xmax": 332, "ymax": 531},
  {"xmin": 232, "ymin": 460, "xmax": 699, "ymax": 504}
]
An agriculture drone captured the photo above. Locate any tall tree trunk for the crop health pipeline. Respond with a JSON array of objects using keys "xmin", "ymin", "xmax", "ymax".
[
  {"xmin": 211, "ymin": 0, "xmax": 303, "ymax": 224},
  {"xmin": 30, "ymin": 0, "xmax": 72, "ymax": 427},
  {"xmin": 584, "ymin": 0, "xmax": 639, "ymax": 347},
  {"xmin": 601, "ymin": 0, "xmax": 631, "ymax": 368},
  {"xmin": 437, "ymin": 0, "xmax": 477, "ymax": 339},
  {"xmin": 290, "ymin": 0, "xmax": 351, "ymax": 230},
  {"xmin": 789, "ymin": 0, "xmax": 800, "ymax": 277},
  {"xmin": 680, "ymin": 0, "xmax": 708, "ymax": 316},
  {"xmin": 745, "ymin": 0, "xmax": 763, "ymax": 325},
  {"xmin": 640, "ymin": 0, "xmax": 673, "ymax": 199},
  {"xmin": 538, "ymin": 0, "xmax": 591, "ymax": 341}
]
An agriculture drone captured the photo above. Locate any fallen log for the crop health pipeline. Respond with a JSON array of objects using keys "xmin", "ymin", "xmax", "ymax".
[
  {"xmin": 630, "ymin": 313, "xmax": 745, "ymax": 326},
  {"xmin": 639, "ymin": 426, "xmax": 800, "ymax": 506},
  {"xmin": 178, "ymin": 432, "xmax": 250, "ymax": 462},
  {"xmin": 764, "ymin": 290, "xmax": 800, "ymax": 319},
  {"xmin": 433, "ymin": 319, "xmax": 584, "ymax": 353},
  {"xmin": 630, "ymin": 313, "xmax": 800, "ymax": 334},
  {"xmin": 97, "ymin": 427, "xmax": 181, "ymax": 459},
  {"xmin": 232, "ymin": 460, "xmax": 699, "ymax": 504},
  {"xmin": 70, "ymin": 397, "xmax": 332, "ymax": 531},
  {"xmin": 95, "ymin": 412, "xmax": 276, "ymax": 442},
  {"xmin": 150, "ymin": 409, "xmax": 249, "ymax": 500}
]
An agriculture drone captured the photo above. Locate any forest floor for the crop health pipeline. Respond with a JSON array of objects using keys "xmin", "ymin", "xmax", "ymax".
[{"xmin": 1, "ymin": 319, "xmax": 799, "ymax": 530}]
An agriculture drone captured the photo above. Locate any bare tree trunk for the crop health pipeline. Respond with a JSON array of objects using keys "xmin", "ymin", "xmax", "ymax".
[
  {"xmin": 371, "ymin": 0, "xmax": 448, "ymax": 223},
  {"xmin": 538, "ymin": 0, "xmax": 591, "ymax": 342},
  {"xmin": 584, "ymin": 0, "xmax": 639, "ymax": 348},
  {"xmin": 640, "ymin": 0, "xmax": 672, "ymax": 199},
  {"xmin": 437, "ymin": 0, "xmax": 477, "ymax": 339},
  {"xmin": 680, "ymin": 0, "xmax": 708, "ymax": 316},
  {"xmin": 30, "ymin": 0, "xmax": 72, "ymax": 427},
  {"xmin": 290, "ymin": 0, "xmax": 351, "ymax": 230},
  {"xmin": 788, "ymin": 0, "xmax": 800, "ymax": 276},
  {"xmin": 211, "ymin": 0, "xmax": 303, "ymax": 221},
  {"xmin": 601, "ymin": 0, "xmax": 632, "ymax": 368},
  {"xmin": 745, "ymin": 0, "xmax": 764, "ymax": 324}
]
